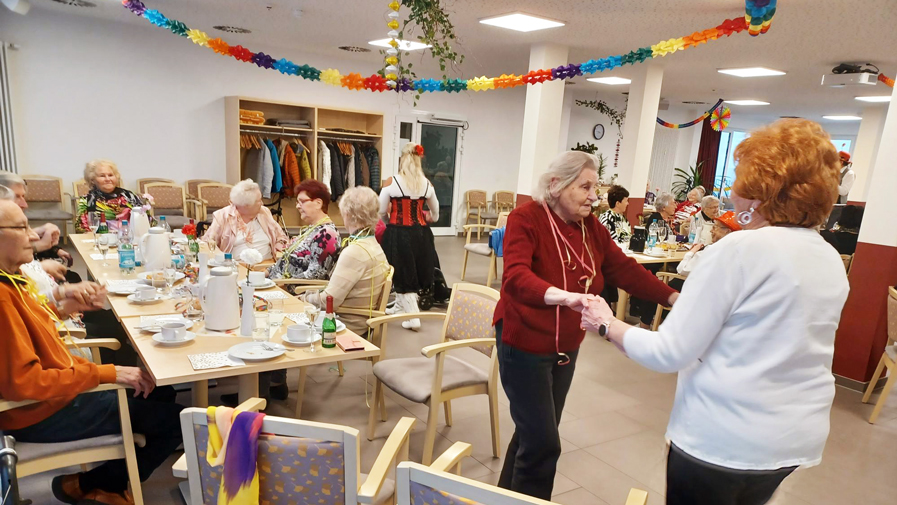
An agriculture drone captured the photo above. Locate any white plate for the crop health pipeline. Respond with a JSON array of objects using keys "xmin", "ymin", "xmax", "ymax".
[
  {"xmin": 172, "ymin": 236, "xmax": 188, "ymax": 244},
  {"xmin": 153, "ymin": 331, "xmax": 196, "ymax": 346},
  {"xmin": 136, "ymin": 317, "xmax": 194, "ymax": 333},
  {"xmin": 282, "ymin": 334, "xmax": 322, "ymax": 346},
  {"xmin": 127, "ymin": 294, "xmax": 164, "ymax": 305},
  {"xmin": 138, "ymin": 271, "xmax": 186, "ymax": 287},
  {"xmin": 642, "ymin": 250, "xmax": 667, "ymax": 258},
  {"xmin": 108, "ymin": 285, "xmax": 139, "ymax": 296},
  {"xmin": 228, "ymin": 342, "xmax": 286, "ymax": 361},
  {"xmin": 208, "ymin": 259, "xmax": 227, "ymax": 267},
  {"xmin": 239, "ymin": 279, "xmax": 276, "ymax": 290}
]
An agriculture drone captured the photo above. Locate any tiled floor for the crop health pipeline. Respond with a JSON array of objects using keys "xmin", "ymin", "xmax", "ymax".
[{"xmin": 19, "ymin": 235, "xmax": 897, "ymax": 505}]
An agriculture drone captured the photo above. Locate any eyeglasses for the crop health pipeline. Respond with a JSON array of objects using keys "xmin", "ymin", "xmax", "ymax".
[{"xmin": 0, "ymin": 225, "xmax": 30, "ymax": 230}]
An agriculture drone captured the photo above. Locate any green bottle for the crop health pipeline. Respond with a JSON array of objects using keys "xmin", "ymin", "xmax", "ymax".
[
  {"xmin": 97, "ymin": 213, "xmax": 109, "ymax": 234},
  {"xmin": 322, "ymin": 295, "xmax": 337, "ymax": 348}
]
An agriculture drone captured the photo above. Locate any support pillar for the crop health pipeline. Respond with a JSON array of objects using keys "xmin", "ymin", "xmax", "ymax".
[
  {"xmin": 616, "ymin": 62, "xmax": 664, "ymax": 225},
  {"xmin": 847, "ymin": 105, "xmax": 887, "ymax": 204},
  {"xmin": 516, "ymin": 43, "xmax": 569, "ymax": 202},
  {"xmin": 832, "ymin": 83, "xmax": 896, "ymax": 388}
]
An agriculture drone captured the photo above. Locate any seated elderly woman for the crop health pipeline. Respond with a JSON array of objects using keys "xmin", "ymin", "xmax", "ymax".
[
  {"xmin": 75, "ymin": 159, "xmax": 145, "ymax": 234},
  {"xmin": 300, "ymin": 187, "xmax": 390, "ymax": 336},
  {"xmin": 267, "ymin": 179, "xmax": 340, "ymax": 281},
  {"xmin": 674, "ymin": 185, "xmax": 706, "ymax": 224},
  {"xmin": 0, "ymin": 199, "xmax": 183, "ymax": 505},
  {"xmin": 680, "ymin": 195, "xmax": 721, "ymax": 244},
  {"xmin": 204, "ymin": 179, "xmax": 287, "ymax": 261},
  {"xmin": 677, "ymin": 210, "xmax": 741, "ymax": 277}
]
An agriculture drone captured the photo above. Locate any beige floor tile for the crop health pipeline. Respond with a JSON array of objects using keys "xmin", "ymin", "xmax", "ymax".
[
  {"xmin": 562, "ymin": 378, "xmax": 643, "ymax": 418},
  {"xmin": 552, "ymin": 472, "xmax": 582, "ymax": 497},
  {"xmin": 615, "ymin": 404, "xmax": 671, "ymax": 433},
  {"xmin": 584, "ymin": 431, "xmax": 669, "ymax": 493},
  {"xmin": 552, "ymin": 487, "xmax": 611, "ymax": 505},
  {"xmin": 559, "ymin": 411, "xmax": 649, "ymax": 448},
  {"xmin": 556, "ymin": 450, "xmax": 664, "ymax": 505}
]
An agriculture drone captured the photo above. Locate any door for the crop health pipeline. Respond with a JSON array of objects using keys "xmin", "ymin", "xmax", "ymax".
[{"xmin": 394, "ymin": 116, "xmax": 464, "ymax": 236}]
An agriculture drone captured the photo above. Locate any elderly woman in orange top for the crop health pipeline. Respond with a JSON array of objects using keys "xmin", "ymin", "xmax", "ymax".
[{"xmin": 204, "ymin": 179, "xmax": 288, "ymax": 261}]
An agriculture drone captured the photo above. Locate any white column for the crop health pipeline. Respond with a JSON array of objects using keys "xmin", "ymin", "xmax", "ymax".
[
  {"xmin": 517, "ymin": 43, "xmax": 569, "ymax": 196},
  {"xmin": 858, "ymin": 84, "xmax": 897, "ymax": 247},
  {"xmin": 848, "ymin": 104, "xmax": 888, "ymax": 203},
  {"xmin": 617, "ymin": 62, "xmax": 664, "ymax": 199}
]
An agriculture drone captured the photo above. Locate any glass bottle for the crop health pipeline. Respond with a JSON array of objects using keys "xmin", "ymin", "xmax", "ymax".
[
  {"xmin": 118, "ymin": 219, "xmax": 135, "ymax": 275},
  {"xmin": 322, "ymin": 295, "xmax": 337, "ymax": 349},
  {"xmin": 96, "ymin": 213, "xmax": 109, "ymax": 234}
]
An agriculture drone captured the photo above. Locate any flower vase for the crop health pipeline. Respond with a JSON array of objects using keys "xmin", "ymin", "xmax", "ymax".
[{"xmin": 187, "ymin": 236, "xmax": 200, "ymax": 261}]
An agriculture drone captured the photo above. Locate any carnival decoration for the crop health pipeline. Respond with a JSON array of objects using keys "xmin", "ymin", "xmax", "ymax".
[
  {"xmin": 657, "ymin": 99, "xmax": 725, "ymax": 129},
  {"xmin": 878, "ymin": 73, "xmax": 895, "ymax": 88},
  {"xmin": 120, "ymin": 0, "xmax": 775, "ymax": 95},
  {"xmin": 711, "ymin": 106, "xmax": 732, "ymax": 131}
]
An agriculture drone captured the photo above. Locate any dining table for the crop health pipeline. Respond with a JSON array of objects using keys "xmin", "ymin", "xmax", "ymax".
[
  {"xmin": 70, "ymin": 233, "xmax": 380, "ymax": 407},
  {"xmin": 615, "ymin": 248, "xmax": 687, "ymax": 321}
]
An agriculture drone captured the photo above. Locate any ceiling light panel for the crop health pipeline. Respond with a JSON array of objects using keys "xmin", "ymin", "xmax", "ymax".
[
  {"xmin": 717, "ymin": 67, "xmax": 786, "ymax": 77},
  {"xmin": 855, "ymin": 96, "xmax": 891, "ymax": 102},
  {"xmin": 369, "ymin": 39, "xmax": 431, "ymax": 51},
  {"xmin": 479, "ymin": 13, "xmax": 565, "ymax": 32},
  {"xmin": 822, "ymin": 115, "xmax": 862, "ymax": 121},
  {"xmin": 724, "ymin": 100, "xmax": 770, "ymax": 106},
  {"xmin": 587, "ymin": 77, "xmax": 631, "ymax": 85}
]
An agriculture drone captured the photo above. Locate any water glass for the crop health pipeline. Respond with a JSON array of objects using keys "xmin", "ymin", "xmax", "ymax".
[
  {"xmin": 268, "ymin": 299, "xmax": 284, "ymax": 328},
  {"xmin": 252, "ymin": 310, "xmax": 270, "ymax": 342},
  {"xmin": 88, "ymin": 213, "xmax": 100, "ymax": 250},
  {"xmin": 97, "ymin": 235, "xmax": 110, "ymax": 266},
  {"xmin": 163, "ymin": 261, "xmax": 177, "ymax": 295}
]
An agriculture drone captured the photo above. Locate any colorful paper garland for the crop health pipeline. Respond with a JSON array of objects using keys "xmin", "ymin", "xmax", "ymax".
[
  {"xmin": 120, "ymin": 0, "xmax": 774, "ymax": 95},
  {"xmin": 878, "ymin": 73, "xmax": 895, "ymax": 88},
  {"xmin": 657, "ymin": 99, "xmax": 725, "ymax": 129},
  {"xmin": 711, "ymin": 106, "xmax": 731, "ymax": 131}
]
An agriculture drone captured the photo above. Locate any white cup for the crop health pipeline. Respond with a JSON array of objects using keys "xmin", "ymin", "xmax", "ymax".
[
  {"xmin": 286, "ymin": 324, "xmax": 312, "ymax": 343},
  {"xmin": 136, "ymin": 286, "xmax": 157, "ymax": 300},
  {"xmin": 248, "ymin": 271, "xmax": 266, "ymax": 286},
  {"xmin": 161, "ymin": 322, "xmax": 187, "ymax": 341},
  {"xmin": 215, "ymin": 252, "xmax": 225, "ymax": 263}
]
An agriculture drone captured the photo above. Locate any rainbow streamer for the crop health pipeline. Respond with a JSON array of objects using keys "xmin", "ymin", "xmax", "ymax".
[
  {"xmin": 120, "ymin": 0, "xmax": 773, "ymax": 95},
  {"xmin": 878, "ymin": 73, "xmax": 895, "ymax": 88},
  {"xmin": 657, "ymin": 99, "xmax": 725, "ymax": 129}
]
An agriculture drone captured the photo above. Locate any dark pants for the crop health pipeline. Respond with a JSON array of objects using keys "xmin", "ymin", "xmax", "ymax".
[
  {"xmin": 7, "ymin": 391, "xmax": 184, "ymax": 494},
  {"xmin": 496, "ymin": 322, "xmax": 579, "ymax": 500},
  {"xmin": 81, "ymin": 309, "xmax": 140, "ymax": 366},
  {"xmin": 630, "ymin": 264, "xmax": 662, "ymax": 325},
  {"xmin": 666, "ymin": 443, "xmax": 796, "ymax": 505}
]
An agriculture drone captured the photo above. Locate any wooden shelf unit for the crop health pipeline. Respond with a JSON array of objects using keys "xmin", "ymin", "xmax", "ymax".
[{"xmin": 225, "ymin": 96, "xmax": 384, "ymax": 227}]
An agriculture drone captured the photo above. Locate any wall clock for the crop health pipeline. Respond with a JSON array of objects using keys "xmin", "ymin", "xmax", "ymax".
[{"xmin": 593, "ymin": 124, "xmax": 605, "ymax": 140}]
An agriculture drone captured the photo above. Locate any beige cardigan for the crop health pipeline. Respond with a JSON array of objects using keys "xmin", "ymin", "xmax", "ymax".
[{"xmin": 302, "ymin": 237, "xmax": 389, "ymax": 336}]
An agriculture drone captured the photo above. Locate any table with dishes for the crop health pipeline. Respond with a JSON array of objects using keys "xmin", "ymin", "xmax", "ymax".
[{"xmin": 70, "ymin": 233, "xmax": 380, "ymax": 407}]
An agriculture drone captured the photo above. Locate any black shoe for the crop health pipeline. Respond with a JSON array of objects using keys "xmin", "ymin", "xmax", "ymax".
[{"xmin": 270, "ymin": 383, "xmax": 289, "ymax": 401}]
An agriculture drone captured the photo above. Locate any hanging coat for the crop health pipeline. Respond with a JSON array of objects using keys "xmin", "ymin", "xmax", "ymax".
[
  {"xmin": 281, "ymin": 145, "xmax": 300, "ymax": 197},
  {"xmin": 265, "ymin": 139, "xmax": 283, "ymax": 194},
  {"xmin": 365, "ymin": 147, "xmax": 381, "ymax": 193},
  {"xmin": 318, "ymin": 140, "xmax": 332, "ymax": 194},
  {"xmin": 328, "ymin": 143, "xmax": 345, "ymax": 201},
  {"xmin": 354, "ymin": 145, "xmax": 364, "ymax": 188}
]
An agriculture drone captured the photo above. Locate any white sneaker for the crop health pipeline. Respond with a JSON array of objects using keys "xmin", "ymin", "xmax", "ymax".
[
  {"xmin": 402, "ymin": 318, "xmax": 421, "ymax": 331},
  {"xmin": 385, "ymin": 300, "xmax": 400, "ymax": 315}
]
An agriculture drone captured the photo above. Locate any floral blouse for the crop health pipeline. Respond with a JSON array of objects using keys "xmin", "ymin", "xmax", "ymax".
[
  {"xmin": 266, "ymin": 222, "xmax": 340, "ymax": 281},
  {"xmin": 599, "ymin": 209, "xmax": 632, "ymax": 242},
  {"xmin": 75, "ymin": 187, "xmax": 144, "ymax": 233}
]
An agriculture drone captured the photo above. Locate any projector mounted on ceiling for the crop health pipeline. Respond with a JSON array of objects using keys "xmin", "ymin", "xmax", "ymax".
[{"xmin": 821, "ymin": 62, "xmax": 880, "ymax": 87}]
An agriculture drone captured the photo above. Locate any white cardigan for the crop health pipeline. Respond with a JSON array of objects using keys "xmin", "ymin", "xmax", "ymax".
[{"xmin": 624, "ymin": 227, "xmax": 849, "ymax": 470}]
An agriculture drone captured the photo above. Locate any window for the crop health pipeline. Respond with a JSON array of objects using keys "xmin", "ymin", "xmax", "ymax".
[
  {"xmin": 831, "ymin": 139, "xmax": 852, "ymax": 153},
  {"xmin": 714, "ymin": 130, "xmax": 748, "ymax": 206}
]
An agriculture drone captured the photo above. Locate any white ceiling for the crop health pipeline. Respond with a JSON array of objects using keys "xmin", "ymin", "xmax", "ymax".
[{"xmin": 21, "ymin": 0, "xmax": 897, "ymax": 125}]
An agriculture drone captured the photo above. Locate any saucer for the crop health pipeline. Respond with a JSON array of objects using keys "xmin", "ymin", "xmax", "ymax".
[
  {"xmin": 282, "ymin": 334, "xmax": 322, "ymax": 346},
  {"xmin": 127, "ymin": 294, "xmax": 164, "ymax": 305},
  {"xmin": 239, "ymin": 279, "xmax": 276, "ymax": 290},
  {"xmin": 135, "ymin": 317, "xmax": 194, "ymax": 333},
  {"xmin": 153, "ymin": 331, "xmax": 196, "ymax": 346}
]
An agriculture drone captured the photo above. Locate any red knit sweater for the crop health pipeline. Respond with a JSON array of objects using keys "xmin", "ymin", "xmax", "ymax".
[{"xmin": 494, "ymin": 201, "xmax": 676, "ymax": 354}]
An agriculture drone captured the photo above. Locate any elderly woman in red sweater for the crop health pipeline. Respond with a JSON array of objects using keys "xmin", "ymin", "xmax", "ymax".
[{"xmin": 494, "ymin": 151, "xmax": 677, "ymax": 500}]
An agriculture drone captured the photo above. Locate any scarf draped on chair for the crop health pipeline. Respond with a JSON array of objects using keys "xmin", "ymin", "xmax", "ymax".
[{"xmin": 206, "ymin": 406, "xmax": 266, "ymax": 505}]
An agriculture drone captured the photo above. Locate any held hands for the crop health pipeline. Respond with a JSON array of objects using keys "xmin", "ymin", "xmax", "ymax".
[
  {"xmin": 56, "ymin": 282, "xmax": 107, "ymax": 315},
  {"xmin": 579, "ymin": 297, "xmax": 615, "ymax": 333},
  {"xmin": 114, "ymin": 366, "xmax": 156, "ymax": 398}
]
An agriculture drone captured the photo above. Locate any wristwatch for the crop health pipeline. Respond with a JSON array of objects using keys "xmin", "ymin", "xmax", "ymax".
[{"xmin": 598, "ymin": 319, "xmax": 612, "ymax": 338}]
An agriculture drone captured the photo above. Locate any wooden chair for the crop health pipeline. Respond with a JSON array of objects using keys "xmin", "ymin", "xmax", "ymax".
[
  {"xmin": 464, "ymin": 190, "xmax": 494, "ymax": 240},
  {"xmin": 176, "ymin": 397, "xmax": 418, "ymax": 505},
  {"xmin": 862, "ymin": 286, "xmax": 897, "ymax": 423},
  {"xmin": 286, "ymin": 267, "xmax": 395, "ymax": 417},
  {"xmin": 460, "ymin": 212, "xmax": 509, "ymax": 287},
  {"xmin": 840, "ymin": 254, "xmax": 854, "ymax": 275},
  {"xmin": 492, "ymin": 190, "xmax": 516, "ymax": 213},
  {"xmin": 366, "ymin": 283, "xmax": 501, "ymax": 465},
  {"xmin": 184, "ymin": 179, "xmax": 219, "ymax": 212},
  {"xmin": 20, "ymin": 175, "xmax": 73, "ymax": 241},
  {"xmin": 143, "ymin": 182, "xmax": 195, "ymax": 229},
  {"xmin": 0, "ymin": 337, "xmax": 145, "ymax": 505},
  {"xmin": 68, "ymin": 179, "xmax": 95, "ymax": 234},
  {"xmin": 651, "ymin": 272, "xmax": 687, "ymax": 331},
  {"xmin": 136, "ymin": 178, "xmax": 175, "ymax": 195},
  {"xmin": 195, "ymin": 183, "xmax": 233, "ymax": 222},
  {"xmin": 397, "ymin": 461, "xmax": 649, "ymax": 505}
]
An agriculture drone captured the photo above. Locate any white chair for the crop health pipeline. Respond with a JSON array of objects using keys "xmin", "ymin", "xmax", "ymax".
[
  {"xmin": 366, "ymin": 283, "xmax": 501, "ymax": 465},
  {"xmin": 460, "ymin": 212, "xmax": 509, "ymax": 287},
  {"xmin": 862, "ymin": 286, "xmax": 897, "ymax": 423}
]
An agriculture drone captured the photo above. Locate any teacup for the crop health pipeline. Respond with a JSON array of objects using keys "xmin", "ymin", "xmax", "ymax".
[
  {"xmin": 161, "ymin": 322, "xmax": 187, "ymax": 341},
  {"xmin": 136, "ymin": 285, "xmax": 157, "ymax": 301},
  {"xmin": 248, "ymin": 271, "xmax": 266, "ymax": 286},
  {"xmin": 286, "ymin": 324, "xmax": 313, "ymax": 343},
  {"xmin": 215, "ymin": 252, "xmax": 225, "ymax": 263}
]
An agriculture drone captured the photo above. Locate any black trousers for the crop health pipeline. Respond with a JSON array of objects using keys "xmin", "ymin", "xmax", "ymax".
[
  {"xmin": 7, "ymin": 391, "xmax": 184, "ymax": 493},
  {"xmin": 496, "ymin": 322, "xmax": 579, "ymax": 500},
  {"xmin": 630, "ymin": 264, "xmax": 662, "ymax": 325},
  {"xmin": 666, "ymin": 443, "xmax": 796, "ymax": 505}
]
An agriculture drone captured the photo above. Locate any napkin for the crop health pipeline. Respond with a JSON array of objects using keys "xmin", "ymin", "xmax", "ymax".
[
  {"xmin": 254, "ymin": 291, "xmax": 290, "ymax": 300},
  {"xmin": 187, "ymin": 352, "xmax": 245, "ymax": 371}
]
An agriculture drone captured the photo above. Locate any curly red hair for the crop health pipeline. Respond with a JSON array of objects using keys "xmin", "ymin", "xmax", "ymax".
[
  {"xmin": 294, "ymin": 179, "xmax": 331, "ymax": 209},
  {"xmin": 732, "ymin": 119, "xmax": 840, "ymax": 228}
]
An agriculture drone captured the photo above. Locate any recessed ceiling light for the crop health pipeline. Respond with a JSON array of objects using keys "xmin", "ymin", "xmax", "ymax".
[
  {"xmin": 822, "ymin": 115, "xmax": 862, "ymax": 121},
  {"xmin": 479, "ymin": 13, "xmax": 565, "ymax": 32},
  {"xmin": 587, "ymin": 77, "xmax": 631, "ymax": 85},
  {"xmin": 855, "ymin": 96, "xmax": 891, "ymax": 102},
  {"xmin": 724, "ymin": 100, "xmax": 770, "ymax": 106},
  {"xmin": 369, "ymin": 39, "xmax": 431, "ymax": 51},
  {"xmin": 213, "ymin": 25, "xmax": 251, "ymax": 34},
  {"xmin": 717, "ymin": 67, "xmax": 786, "ymax": 77},
  {"xmin": 338, "ymin": 46, "xmax": 371, "ymax": 53}
]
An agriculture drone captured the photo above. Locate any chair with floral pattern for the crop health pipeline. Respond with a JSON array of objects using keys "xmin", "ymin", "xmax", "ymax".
[
  {"xmin": 366, "ymin": 283, "xmax": 501, "ymax": 465},
  {"xmin": 143, "ymin": 182, "xmax": 196, "ymax": 229},
  {"xmin": 20, "ymin": 175, "xmax": 74, "ymax": 242},
  {"xmin": 195, "ymin": 182, "xmax": 233, "ymax": 222},
  {"xmin": 460, "ymin": 212, "xmax": 509, "ymax": 287}
]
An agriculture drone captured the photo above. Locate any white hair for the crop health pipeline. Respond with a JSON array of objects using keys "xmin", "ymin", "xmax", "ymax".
[
  {"xmin": 533, "ymin": 151, "xmax": 599, "ymax": 204},
  {"xmin": 230, "ymin": 179, "xmax": 262, "ymax": 207},
  {"xmin": 655, "ymin": 192, "xmax": 676, "ymax": 211},
  {"xmin": 701, "ymin": 195, "xmax": 720, "ymax": 208},
  {"xmin": 0, "ymin": 184, "xmax": 14, "ymax": 200},
  {"xmin": 0, "ymin": 172, "xmax": 25, "ymax": 189},
  {"xmin": 339, "ymin": 186, "xmax": 380, "ymax": 230}
]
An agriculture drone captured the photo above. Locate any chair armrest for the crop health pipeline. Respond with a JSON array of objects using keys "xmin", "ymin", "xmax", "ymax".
[
  {"xmin": 429, "ymin": 442, "xmax": 472, "ymax": 473},
  {"xmin": 172, "ymin": 454, "xmax": 188, "ymax": 479},
  {"xmin": 236, "ymin": 397, "xmax": 267, "ymax": 412},
  {"xmin": 625, "ymin": 488, "xmax": 649, "ymax": 505},
  {"xmin": 290, "ymin": 286, "xmax": 322, "ymax": 296},
  {"xmin": 462, "ymin": 224, "xmax": 498, "ymax": 232},
  {"xmin": 271, "ymin": 278, "xmax": 329, "ymax": 286},
  {"xmin": 421, "ymin": 338, "xmax": 496, "ymax": 358},
  {"xmin": 70, "ymin": 337, "xmax": 121, "ymax": 352},
  {"xmin": 358, "ymin": 417, "xmax": 416, "ymax": 504},
  {"xmin": 0, "ymin": 383, "xmax": 123, "ymax": 414},
  {"xmin": 338, "ymin": 308, "xmax": 384, "ymax": 319},
  {"xmin": 366, "ymin": 312, "xmax": 447, "ymax": 329}
]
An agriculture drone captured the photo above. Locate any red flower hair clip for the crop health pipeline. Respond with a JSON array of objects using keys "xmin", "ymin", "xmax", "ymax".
[{"xmin": 414, "ymin": 144, "xmax": 424, "ymax": 157}]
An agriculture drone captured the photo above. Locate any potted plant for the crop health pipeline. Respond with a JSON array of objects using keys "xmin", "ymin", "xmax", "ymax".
[{"xmin": 671, "ymin": 162, "xmax": 704, "ymax": 200}]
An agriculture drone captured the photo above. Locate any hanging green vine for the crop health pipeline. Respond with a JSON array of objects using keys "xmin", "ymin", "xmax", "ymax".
[{"xmin": 575, "ymin": 99, "xmax": 626, "ymax": 138}]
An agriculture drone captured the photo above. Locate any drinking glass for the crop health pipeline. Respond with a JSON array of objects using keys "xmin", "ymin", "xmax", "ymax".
[
  {"xmin": 97, "ymin": 235, "xmax": 110, "ymax": 266},
  {"xmin": 88, "ymin": 213, "xmax": 100, "ymax": 250},
  {"xmin": 163, "ymin": 260, "xmax": 178, "ymax": 296},
  {"xmin": 268, "ymin": 299, "xmax": 284, "ymax": 328},
  {"xmin": 252, "ymin": 309, "xmax": 270, "ymax": 343},
  {"xmin": 304, "ymin": 305, "xmax": 320, "ymax": 353},
  {"xmin": 205, "ymin": 235, "xmax": 217, "ymax": 255}
]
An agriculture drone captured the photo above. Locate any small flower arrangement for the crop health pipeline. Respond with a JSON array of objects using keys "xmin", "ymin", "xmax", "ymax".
[{"xmin": 181, "ymin": 223, "xmax": 197, "ymax": 239}]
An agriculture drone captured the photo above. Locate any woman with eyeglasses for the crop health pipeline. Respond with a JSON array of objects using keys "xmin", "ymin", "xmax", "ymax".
[{"xmin": 494, "ymin": 151, "xmax": 677, "ymax": 500}]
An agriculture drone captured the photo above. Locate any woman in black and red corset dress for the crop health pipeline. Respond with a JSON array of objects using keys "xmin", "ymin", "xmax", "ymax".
[{"xmin": 378, "ymin": 143, "xmax": 439, "ymax": 331}]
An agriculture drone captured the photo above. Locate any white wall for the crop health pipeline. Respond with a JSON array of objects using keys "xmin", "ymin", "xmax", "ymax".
[
  {"xmin": 0, "ymin": 8, "xmax": 525, "ymax": 228},
  {"xmin": 564, "ymin": 92, "xmax": 626, "ymax": 181}
]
